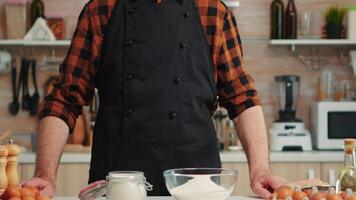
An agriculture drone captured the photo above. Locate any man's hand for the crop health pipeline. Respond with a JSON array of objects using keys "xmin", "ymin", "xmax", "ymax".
[
  {"xmin": 250, "ymin": 170, "xmax": 286, "ymax": 199},
  {"xmin": 21, "ymin": 177, "xmax": 56, "ymax": 197}
]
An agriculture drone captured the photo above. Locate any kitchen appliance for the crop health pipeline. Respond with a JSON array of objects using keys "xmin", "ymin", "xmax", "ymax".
[
  {"xmin": 269, "ymin": 75, "xmax": 312, "ymax": 151},
  {"xmin": 312, "ymin": 102, "xmax": 356, "ymax": 150}
]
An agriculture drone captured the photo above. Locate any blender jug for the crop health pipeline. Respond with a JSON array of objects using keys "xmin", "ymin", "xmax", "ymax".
[{"xmin": 275, "ymin": 75, "xmax": 301, "ymax": 122}]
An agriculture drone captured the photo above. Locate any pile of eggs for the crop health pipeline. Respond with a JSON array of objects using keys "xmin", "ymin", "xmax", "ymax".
[
  {"xmin": 0, "ymin": 186, "xmax": 51, "ymax": 200},
  {"xmin": 270, "ymin": 186, "xmax": 356, "ymax": 200}
]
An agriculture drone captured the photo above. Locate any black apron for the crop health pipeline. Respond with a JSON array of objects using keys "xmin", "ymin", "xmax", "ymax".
[{"xmin": 90, "ymin": 0, "xmax": 221, "ymax": 195}]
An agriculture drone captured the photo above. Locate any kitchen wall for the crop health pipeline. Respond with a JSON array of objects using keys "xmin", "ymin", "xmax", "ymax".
[{"xmin": 0, "ymin": 0, "xmax": 355, "ymax": 135}]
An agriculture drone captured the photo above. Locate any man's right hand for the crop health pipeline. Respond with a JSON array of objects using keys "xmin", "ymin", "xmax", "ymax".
[{"xmin": 21, "ymin": 177, "xmax": 56, "ymax": 197}]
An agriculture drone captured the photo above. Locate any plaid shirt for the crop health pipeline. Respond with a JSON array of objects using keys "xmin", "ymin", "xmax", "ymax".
[{"xmin": 40, "ymin": 0, "xmax": 261, "ymax": 132}]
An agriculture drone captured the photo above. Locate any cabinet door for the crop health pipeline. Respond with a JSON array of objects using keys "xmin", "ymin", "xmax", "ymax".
[
  {"xmin": 222, "ymin": 163, "xmax": 254, "ymax": 196},
  {"xmin": 22, "ymin": 164, "xmax": 90, "ymax": 196},
  {"xmin": 271, "ymin": 163, "xmax": 321, "ymax": 182},
  {"xmin": 321, "ymin": 163, "xmax": 343, "ymax": 186}
]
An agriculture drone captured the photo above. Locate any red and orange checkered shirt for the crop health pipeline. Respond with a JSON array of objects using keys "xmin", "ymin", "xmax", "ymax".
[{"xmin": 39, "ymin": 0, "xmax": 261, "ymax": 132}]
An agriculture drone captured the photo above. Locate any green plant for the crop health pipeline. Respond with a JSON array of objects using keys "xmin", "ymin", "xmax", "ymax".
[{"xmin": 324, "ymin": 6, "xmax": 347, "ymax": 25}]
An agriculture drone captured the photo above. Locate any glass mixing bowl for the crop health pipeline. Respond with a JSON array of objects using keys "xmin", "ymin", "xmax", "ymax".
[{"xmin": 163, "ymin": 168, "xmax": 238, "ymax": 200}]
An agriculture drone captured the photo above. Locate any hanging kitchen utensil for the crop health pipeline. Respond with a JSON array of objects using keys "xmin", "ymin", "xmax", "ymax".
[
  {"xmin": 29, "ymin": 59, "xmax": 39, "ymax": 116},
  {"xmin": 21, "ymin": 59, "xmax": 31, "ymax": 111},
  {"xmin": 8, "ymin": 59, "xmax": 20, "ymax": 115}
]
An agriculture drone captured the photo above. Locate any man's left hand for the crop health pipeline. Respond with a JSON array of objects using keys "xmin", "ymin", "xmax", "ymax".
[{"xmin": 250, "ymin": 170, "xmax": 286, "ymax": 199}]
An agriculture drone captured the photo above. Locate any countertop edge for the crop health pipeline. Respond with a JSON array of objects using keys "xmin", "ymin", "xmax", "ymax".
[{"xmin": 18, "ymin": 151, "xmax": 345, "ymax": 164}]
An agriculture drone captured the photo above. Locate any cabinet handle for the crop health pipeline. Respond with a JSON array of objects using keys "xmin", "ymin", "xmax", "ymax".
[
  {"xmin": 308, "ymin": 169, "xmax": 315, "ymax": 179},
  {"xmin": 329, "ymin": 169, "xmax": 336, "ymax": 186}
]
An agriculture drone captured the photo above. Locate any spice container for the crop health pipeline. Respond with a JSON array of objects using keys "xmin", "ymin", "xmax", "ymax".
[
  {"xmin": 347, "ymin": 6, "xmax": 356, "ymax": 39},
  {"xmin": 46, "ymin": 13, "xmax": 66, "ymax": 40},
  {"xmin": 5, "ymin": 0, "xmax": 30, "ymax": 39},
  {"xmin": 79, "ymin": 171, "xmax": 152, "ymax": 200}
]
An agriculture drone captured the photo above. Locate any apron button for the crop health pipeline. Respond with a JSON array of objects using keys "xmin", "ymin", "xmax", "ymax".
[
  {"xmin": 126, "ymin": 108, "xmax": 135, "ymax": 116},
  {"xmin": 180, "ymin": 43, "xmax": 187, "ymax": 48},
  {"xmin": 128, "ymin": 8, "xmax": 136, "ymax": 16},
  {"xmin": 174, "ymin": 77, "xmax": 181, "ymax": 84},
  {"xmin": 126, "ymin": 40, "xmax": 136, "ymax": 47},
  {"xmin": 184, "ymin": 12, "xmax": 190, "ymax": 18},
  {"xmin": 169, "ymin": 111, "xmax": 177, "ymax": 120},
  {"xmin": 126, "ymin": 74, "xmax": 135, "ymax": 81}
]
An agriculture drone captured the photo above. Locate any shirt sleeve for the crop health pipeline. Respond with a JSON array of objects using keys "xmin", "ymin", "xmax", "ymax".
[
  {"xmin": 39, "ymin": 3, "xmax": 97, "ymax": 133},
  {"xmin": 216, "ymin": 9, "xmax": 261, "ymax": 120}
]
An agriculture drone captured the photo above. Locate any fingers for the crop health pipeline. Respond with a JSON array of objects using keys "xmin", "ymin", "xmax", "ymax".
[
  {"xmin": 268, "ymin": 176, "xmax": 286, "ymax": 192},
  {"xmin": 20, "ymin": 178, "xmax": 56, "ymax": 198},
  {"xmin": 252, "ymin": 182, "xmax": 273, "ymax": 199}
]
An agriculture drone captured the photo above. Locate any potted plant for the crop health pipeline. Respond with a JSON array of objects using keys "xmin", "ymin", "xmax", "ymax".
[{"xmin": 324, "ymin": 6, "xmax": 347, "ymax": 39}]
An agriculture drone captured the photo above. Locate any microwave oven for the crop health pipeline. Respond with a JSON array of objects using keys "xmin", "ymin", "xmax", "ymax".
[{"xmin": 312, "ymin": 102, "xmax": 356, "ymax": 150}]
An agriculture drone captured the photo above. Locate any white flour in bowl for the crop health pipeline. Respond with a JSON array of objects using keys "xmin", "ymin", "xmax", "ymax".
[{"xmin": 169, "ymin": 175, "xmax": 231, "ymax": 200}]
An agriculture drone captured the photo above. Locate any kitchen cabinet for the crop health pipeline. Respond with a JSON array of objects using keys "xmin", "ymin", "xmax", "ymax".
[
  {"xmin": 222, "ymin": 163, "xmax": 253, "ymax": 196},
  {"xmin": 223, "ymin": 162, "xmax": 321, "ymax": 196},
  {"xmin": 21, "ymin": 164, "xmax": 90, "ymax": 196},
  {"xmin": 270, "ymin": 163, "xmax": 321, "ymax": 181},
  {"xmin": 321, "ymin": 162, "xmax": 343, "ymax": 185}
]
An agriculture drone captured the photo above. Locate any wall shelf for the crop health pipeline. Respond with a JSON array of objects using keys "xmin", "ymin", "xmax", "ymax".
[
  {"xmin": 270, "ymin": 39, "xmax": 356, "ymax": 51},
  {"xmin": 0, "ymin": 40, "xmax": 71, "ymax": 47}
]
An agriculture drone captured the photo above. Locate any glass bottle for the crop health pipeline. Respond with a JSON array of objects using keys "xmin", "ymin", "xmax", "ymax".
[
  {"xmin": 31, "ymin": 0, "xmax": 45, "ymax": 25},
  {"xmin": 271, "ymin": 0, "xmax": 285, "ymax": 39},
  {"xmin": 336, "ymin": 139, "xmax": 356, "ymax": 193},
  {"xmin": 285, "ymin": 0, "xmax": 297, "ymax": 39}
]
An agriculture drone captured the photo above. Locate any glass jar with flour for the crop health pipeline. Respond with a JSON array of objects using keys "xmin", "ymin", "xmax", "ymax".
[{"xmin": 79, "ymin": 171, "xmax": 153, "ymax": 200}]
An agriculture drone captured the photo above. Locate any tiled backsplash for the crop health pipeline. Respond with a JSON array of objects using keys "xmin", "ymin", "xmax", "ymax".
[{"xmin": 0, "ymin": 0, "xmax": 355, "ymax": 134}]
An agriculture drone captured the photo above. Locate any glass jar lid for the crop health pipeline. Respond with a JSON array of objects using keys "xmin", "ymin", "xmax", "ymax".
[
  {"xmin": 78, "ymin": 180, "xmax": 107, "ymax": 200},
  {"xmin": 107, "ymin": 171, "xmax": 146, "ymax": 182}
]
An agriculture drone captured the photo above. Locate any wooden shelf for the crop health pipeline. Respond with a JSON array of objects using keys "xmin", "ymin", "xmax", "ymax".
[
  {"xmin": 0, "ymin": 40, "xmax": 71, "ymax": 47},
  {"xmin": 270, "ymin": 39, "xmax": 356, "ymax": 51},
  {"xmin": 270, "ymin": 39, "xmax": 356, "ymax": 45},
  {"xmin": 222, "ymin": 0, "xmax": 240, "ymax": 8}
]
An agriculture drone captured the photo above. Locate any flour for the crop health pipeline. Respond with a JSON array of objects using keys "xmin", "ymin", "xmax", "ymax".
[
  {"xmin": 106, "ymin": 173, "xmax": 147, "ymax": 200},
  {"xmin": 169, "ymin": 175, "xmax": 232, "ymax": 200}
]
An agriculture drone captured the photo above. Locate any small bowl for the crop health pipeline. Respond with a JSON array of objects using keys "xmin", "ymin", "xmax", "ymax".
[{"xmin": 163, "ymin": 168, "xmax": 238, "ymax": 200}]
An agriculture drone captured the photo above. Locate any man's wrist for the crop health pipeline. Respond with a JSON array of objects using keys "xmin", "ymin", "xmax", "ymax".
[
  {"xmin": 249, "ymin": 164, "xmax": 271, "ymax": 180},
  {"xmin": 34, "ymin": 171, "xmax": 56, "ymax": 184}
]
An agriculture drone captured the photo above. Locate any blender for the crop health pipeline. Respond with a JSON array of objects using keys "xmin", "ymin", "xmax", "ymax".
[{"xmin": 269, "ymin": 75, "xmax": 312, "ymax": 151}]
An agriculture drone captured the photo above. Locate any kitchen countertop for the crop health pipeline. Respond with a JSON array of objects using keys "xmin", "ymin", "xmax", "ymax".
[
  {"xmin": 54, "ymin": 196, "xmax": 261, "ymax": 200},
  {"xmin": 18, "ymin": 150, "xmax": 344, "ymax": 164}
]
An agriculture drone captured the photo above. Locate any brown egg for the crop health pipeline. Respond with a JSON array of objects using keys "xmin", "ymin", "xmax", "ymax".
[
  {"xmin": 304, "ymin": 189, "xmax": 313, "ymax": 197},
  {"xmin": 293, "ymin": 191, "xmax": 308, "ymax": 200},
  {"xmin": 24, "ymin": 187, "xmax": 40, "ymax": 198},
  {"xmin": 339, "ymin": 192, "xmax": 346, "ymax": 199},
  {"xmin": 311, "ymin": 192, "xmax": 326, "ymax": 200},
  {"xmin": 20, "ymin": 188, "xmax": 35, "ymax": 198},
  {"xmin": 22, "ymin": 196, "xmax": 36, "ymax": 200},
  {"xmin": 277, "ymin": 186, "xmax": 294, "ymax": 199},
  {"xmin": 346, "ymin": 195, "xmax": 356, "ymax": 200},
  {"xmin": 8, "ymin": 197, "xmax": 21, "ymax": 200},
  {"xmin": 326, "ymin": 193, "xmax": 342, "ymax": 200},
  {"xmin": 37, "ymin": 195, "xmax": 51, "ymax": 200},
  {"xmin": 4, "ymin": 187, "xmax": 21, "ymax": 199}
]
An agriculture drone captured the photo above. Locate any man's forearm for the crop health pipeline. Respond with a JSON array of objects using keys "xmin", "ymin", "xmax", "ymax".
[
  {"xmin": 233, "ymin": 106, "xmax": 270, "ymax": 175},
  {"xmin": 35, "ymin": 117, "xmax": 69, "ymax": 183}
]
